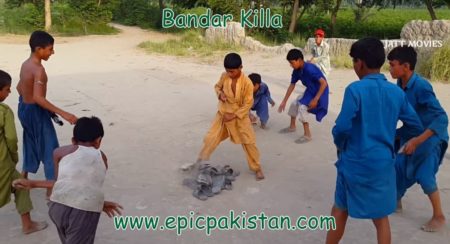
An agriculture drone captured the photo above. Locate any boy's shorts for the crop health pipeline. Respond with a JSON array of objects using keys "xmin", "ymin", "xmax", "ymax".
[
  {"xmin": 48, "ymin": 201, "xmax": 101, "ymax": 244},
  {"xmin": 18, "ymin": 97, "xmax": 59, "ymax": 180},
  {"xmin": 334, "ymin": 161, "xmax": 397, "ymax": 219}
]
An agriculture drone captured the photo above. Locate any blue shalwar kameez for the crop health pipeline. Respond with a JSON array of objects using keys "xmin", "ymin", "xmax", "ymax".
[
  {"xmin": 395, "ymin": 73, "xmax": 449, "ymax": 198},
  {"xmin": 332, "ymin": 73, "xmax": 423, "ymax": 219}
]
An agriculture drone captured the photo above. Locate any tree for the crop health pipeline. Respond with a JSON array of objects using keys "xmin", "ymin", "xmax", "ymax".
[
  {"xmin": 424, "ymin": 0, "xmax": 437, "ymax": 19},
  {"xmin": 44, "ymin": 0, "xmax": 51, "ymax": 31},
  {"xmin": 330, "ymin": 0, "xmax": 343, "ymax": 37},
  {"xmin": 288, "ymin": 0, "xmax": 300, "ymax": 33}
]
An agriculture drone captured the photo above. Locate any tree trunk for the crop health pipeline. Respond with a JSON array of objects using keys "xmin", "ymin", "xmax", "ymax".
[
  {"xmin": 424, "ymin": 0, "xmax": 437, "ymax": 20},
  {"xmin": 288, "ymin": 0, "xmax": 300, "ymax": 33},
  {"xmin": 44, "ymin": 0, "xmax": 51, "ymax": 31},
  {"xmin": 330, "ymin": 0, "xmax": 342, "ymax": 37},
  {"xmin": 98, "ymin": 0, "xmax": 102, "ymax": 7}
]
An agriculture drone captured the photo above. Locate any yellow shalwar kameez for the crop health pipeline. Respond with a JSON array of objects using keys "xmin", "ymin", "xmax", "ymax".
[{"xmin": 199, "ymin": 72, "xmax": 262, "ymax": 172}]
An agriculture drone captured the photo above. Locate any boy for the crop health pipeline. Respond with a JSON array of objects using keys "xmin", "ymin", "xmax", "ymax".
[
  {"xmin": 248, "ymin": 73, "xmax": 275, "ymax": 129},
  {"xmin": 0, "ymin": 70, "xmax": 47, "ymax": 234},
  {"xmin": 278, "ymin": 49, "xmax": 329, "ymax": 143},
  {"xmin": 388, "ymin": 46, "xmax": 448, "ymax": 232},
  {"xmin": 13, "ymin": 116, "xmax": 122, "ymax": 244},
  {"xmin": 183, "ymin": 53, "xmax": 264, "ymax": 180},
  {"xmin": 325, "ymin": 38, "xmax": 423, "ymax": 244},
  {"xmin": 308, "ymin": 29, "xmax": 331, "ymax": 78},
  {"xmin": 17, "ymin": 31, "xmax": 77, "ymax": 183}
]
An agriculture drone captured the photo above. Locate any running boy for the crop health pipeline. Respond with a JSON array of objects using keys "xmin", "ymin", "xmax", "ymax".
[
  {"xmin": 0, "ymin": 70, "xmax": 47, "ymax": 234},
  {"xmin": 13, "ymin": 116, "xmax": 122, "ymax": 244},
  {"xmin": 278, "ymin": 49, "xmax": 329, "ymax": 143},
  {"xmin": 388, "ymin": 45, "xmax": 448, "ymax": 232},
  {"xmin": 248, "ymin": 73, "xmax": 275, "ymax": 129},
  {"xmin": 17, "ymin": 30, "xmax": 77, "ymax": 183},
  {"xmin": 325, "ymin": 38, "xmax": 423, "ymax": 244}
]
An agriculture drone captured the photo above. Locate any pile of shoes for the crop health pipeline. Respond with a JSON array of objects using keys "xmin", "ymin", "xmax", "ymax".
[{"xmin": 183, "ymin": 164, "xmax": 240, "ymax": 201}]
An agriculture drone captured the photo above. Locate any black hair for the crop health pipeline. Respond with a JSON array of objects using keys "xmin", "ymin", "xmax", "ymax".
[
  {"xmin": 73, "ymin": 116, "xmax": 104, "ymax": 143},
  {"xmin": 387, "ymin": 45, "xmax": 417, "ymax": 70},
  {"xmin": 224, "ymin": 53, "xmax": 242, "ymax": 69},
  {"xmin": 248, "ymin": 73, "xmax": 262, "ymax": 85},
  {"xmin": 286, "ymin": 49, "xmax": 304, "ymax": 61},
  {"xmin": 0, "ymin": 70, "xmax": 12, "ymax": 90},
  {"xmin": 350, "ymin": 37, "xmax": 385, "ymax": 69},
  {"xmin": 29, "ymin": 30, "xmax": 54, "ymax": 52}
]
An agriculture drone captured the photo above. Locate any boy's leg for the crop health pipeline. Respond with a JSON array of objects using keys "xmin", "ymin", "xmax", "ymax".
[
  {"xmin": 298, "ymin": 104, "xmax": 312, "ymax": 138},
  {"xmin": 198, "ymin": 116, "xmax": 229, "ymax": 161},
  {"xmin": 394, "ymin": 154, "xmax": 415, "ymax": 212},
  {"xmin": 423, "ymin": 190, "xmax": 446, "ymax": 231},
  {"xmin": 12, "ymin": 170, "xmax": 47, "ymax": 234},
  {"xmin": 416, "ymin": 147, "xmax": 446, "ymax": 231},
  {"xmin": 255, "ymin": 99, "xmax": 269, "ymax": 128},
  {"xmin": 242, "ymin": 144, "xmax": 264, "ymax": 180},
  {"xmin": 325, "ymin": 206, "xmax": 348, "ymax": 244},
  {"xmin": 372, "ymin": 217, "xmax": 391, "ymax": 244},
  {"xmin": 285, "ymin": 94, "xmax": 303, "ymax": 131}
]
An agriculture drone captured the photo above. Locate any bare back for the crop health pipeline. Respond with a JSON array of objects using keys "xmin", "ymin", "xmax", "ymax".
[{"xmin": 17, "ymin": 57, "xmax": 48, "ymax": 104}]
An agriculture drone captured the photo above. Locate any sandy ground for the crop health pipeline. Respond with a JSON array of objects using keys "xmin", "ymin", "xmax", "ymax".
[{"xmin": 0, "ymin": 24, "xmax": 450, "ymax": 244}]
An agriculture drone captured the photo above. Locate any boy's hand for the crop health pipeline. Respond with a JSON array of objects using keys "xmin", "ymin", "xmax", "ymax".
[
  {"xmin": 103, "ymin": 201, "xmax": 123, "ymax": 218},
  {"xmin": 278, "ymin": 102, "xmax": 286, "ymax": 113},
  {"xmin": 270, "ymin": 101, "xmax": 275, "ymax": 107},
  {"xmin": 12, "ymin": 179, "xmax": 31, "ymax": 190},
  {"xmin": 404, "ymin": 137, "xmax": 421, "ymax": 155},
  {"xmin": 61, "ymin": 112, "xmax": 78, "ymax": 125},
  {"xmin": 308, "ymin": 99, "xmax": 318, "ymax": 110},
  {"xmin": 218, "ymin": 91, "xmax": 227, "ymax": 102},
  {"xmin": 223, "ymin": 113, "xmax": 236, "ymax": 122}
]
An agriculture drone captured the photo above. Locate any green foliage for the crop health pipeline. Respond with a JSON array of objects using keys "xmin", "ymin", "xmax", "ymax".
[
  {"xmin": 0, "ymin": 0, "xmax": 117, "ymax": 35},
  {"xmin": 297, "ymin": 8, "xmax": 450, "ymax": 39},
  {"xmin": 1, "ymin": 3, "xmax": 43, "ymax": 34},
  {"xmin": 429, "ymin": 42, "xmax": 450, "ymax": 83},
  {"xmin": 113, "ymin": 0, "xmax": 160, "ymax": 28},
  {"xmin": 138, "ymin": 29, "xmax": 241, "ymax": 59}
]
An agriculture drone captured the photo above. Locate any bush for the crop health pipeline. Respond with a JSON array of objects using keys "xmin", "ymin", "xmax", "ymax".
[
  {"xmin": 113, "ymin": 0, "xmax": 160, "ymax": 28},
  {"xmin": 1, "ymin": 3, "xmax": 43, "ymax": 34},
  {"xmin": 429, "ymin": 42, "xmax": 450, "ymax": 83}
]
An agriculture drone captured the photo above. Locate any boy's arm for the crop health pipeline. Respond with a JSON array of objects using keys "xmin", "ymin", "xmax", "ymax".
[
  {"xmin": 309, "ymin": 77, "xmax": 328, "ymax": 110},
  {"xmin": 33, "ymin": 68, "xmax": 77, "ymax": 124},
  {"xmin": 403, "ymin": 86, "xmax": 446, "ymax": 154},
  {"xmin": 12, "ymin": 179, "xmax": 55, "ymax": 190},
  {"xmin": 264, "ymin": 85, "xmax": 275, "ymax": 105},
  {"xmin": 332, "ymin": 87, "xmax": 359, "ymax": 151},
  {"xmin": 233, "ymin": 81, "xmax": 254, "ymax": 119},
  {"xmin": 214, "ymin": 74, "xmax": 226, "ymax": 101},
  {"xmin": 4, "ymin": 108, "xmax": 18, "ymax": 163},
  {"xmin": 101, "ymin": 151, "xmax": 108, "ymax": 169},
  {"xmin": 278, "ymin": 83, "xmax": 296, "ymax": 112}
]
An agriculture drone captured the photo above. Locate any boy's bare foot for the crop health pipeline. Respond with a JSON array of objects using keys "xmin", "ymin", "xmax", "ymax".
[
  {"xmin": 395, "ymin": 200, "xmax": 403, "ymax": 213},
  {"xmin": 23, "ymin": 221, "xmax": 48, "ymax": 235},
  {"xmin": 180, "ymin": 158, "xmax": 201, "ymax": 171},
  {"xmin": 260, "ymin": 123, "xmax": 266, "ymax": 129},
  {"xmin": 249, "ymin": 114, "xmax": 257, "ymax": 124},
  {"xmin": 279, "ymin": 127, "xmax": 296, "ymax": 133},
  {"xmin": 421, "ymin": 216, "xmax": 446, "ymax": 232},
  {"xmin": 295, "ymin": 135, "xmax": 312, "ymax": 144},
  {"xmin": 255, "ymin": 170, "xmax": 265, "ymax": 181}
]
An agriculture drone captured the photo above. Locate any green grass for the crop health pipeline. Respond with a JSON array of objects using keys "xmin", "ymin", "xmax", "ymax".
[
  {"xmin": 138, "ymin": 30, "xmax": 241, "ymax": 59},
  {"xmin": 297, "ymin": 8, "xmax": 450, "ymax": 39},
  {"xmin": 429, "ymin": 41, "xmax": 450, "ymax": 83}
]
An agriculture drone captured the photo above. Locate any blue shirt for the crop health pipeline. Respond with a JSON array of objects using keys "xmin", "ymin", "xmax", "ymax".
[
  {"xmin": 253, "ymin": 82, "xmax": 274, "ymax": 106},
  {"xmin": 333, "ymin": 73, "xmax": 423, "ymax": 173},
  {"xmin": 396, "ymin": 73, "xmax": 449, "ymax": 177},
  {"xmin": 291, "ymin": 62, "xmax": 329, "ymax": 121}
]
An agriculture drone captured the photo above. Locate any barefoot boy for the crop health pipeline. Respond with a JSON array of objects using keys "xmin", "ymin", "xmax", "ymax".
[
  {"xmin": 13, "ymin": 116, "xmax": 122, "ymax": 244},
  {"xmin": 193, "ymin": 53, "xmax": 264, "ymax": 180},
  {"xmin": 17, "ymin": 31, "xmax": 77, "ymax": 183},
  {"xmin": 325, "ymin": 38, "xmax": 423, "ymax": 244},
  {"xmin": 248, "ymin": 73, "xmax": 275, "ymax": 129},
  {"xmin": 278, "ymin": 49, "xmax": 329, "ymax": 143},
  {"xmin": 0, "ymin": 70, "xmax": 47, "ymax": 234},
  {"xmin": 388, "ymin": 45, "xmax": 448, "ymax": 232}
]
